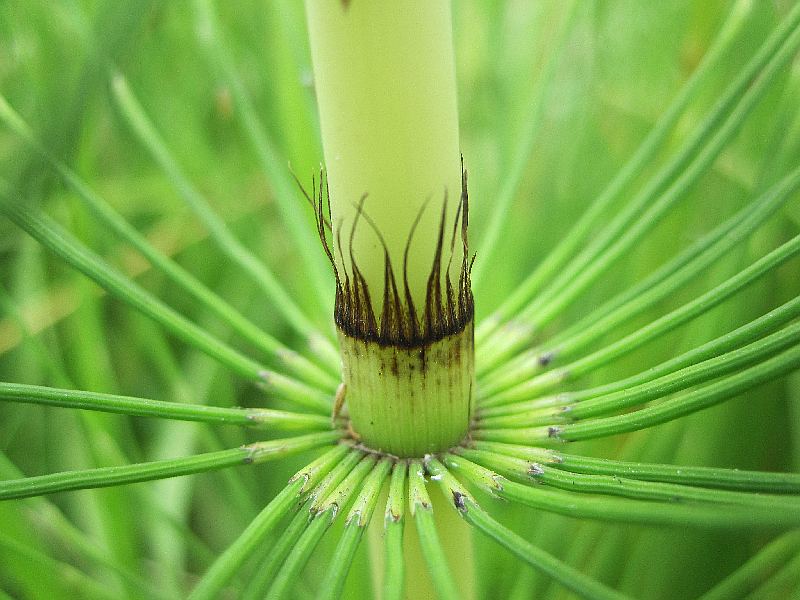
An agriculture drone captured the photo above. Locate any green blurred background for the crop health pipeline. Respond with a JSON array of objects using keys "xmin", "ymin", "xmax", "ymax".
[{"xmin": 1, "ymin": 1, "xmax": 799, "ymax": 598}]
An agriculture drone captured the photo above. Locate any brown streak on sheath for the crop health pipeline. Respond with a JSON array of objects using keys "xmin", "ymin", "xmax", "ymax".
[{"xmin": 312, "ymin": 161, "xmax": 473, "ymax": 349}]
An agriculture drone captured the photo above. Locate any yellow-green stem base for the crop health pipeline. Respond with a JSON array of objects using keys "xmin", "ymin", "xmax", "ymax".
[{"xmin": 338, "ymin": 321, "xmax": 474, "ymax": 458}]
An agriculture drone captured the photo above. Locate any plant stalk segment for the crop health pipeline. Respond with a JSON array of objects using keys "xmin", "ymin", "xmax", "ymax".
[{"xmin": 305, "ymin": 0, "xmax": 473, "ymax": 457}]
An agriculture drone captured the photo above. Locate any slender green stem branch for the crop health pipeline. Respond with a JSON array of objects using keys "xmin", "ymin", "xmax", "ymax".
[
  {"xmin": 0, "ymin": 432, "xmax": 341, "ymax": 500},
  {"xmin": 266, "ymin": 515, "xmax": 333, "ymax": 600},
  {"xmin": 472, "ymin": 441, "xmax": 800, "ymax": 493},
  {"xmin": 0, "ymin": 382, "xmax": 330, "ymax": 430},
  {"xmin": 0, "ymin": 200, "xmax": 333, "ymax": 412},
  {"xmin": 189, "ymin": 445, "xmax": 348, "ymax": 600},
  {"xmin": 242, "ymin": 450, "xmax": 364, "ymax": 599},
  {"xmin": 476, "ymin": 342, "xmax": 800, "ymax": 443},
  {"xmin": 475, "ymin": 0, "xmax": 754, "ymax": 343},
  {"xmin": 409, "ymin": 460, "xmax": 459, "ymax": 600},
  {"xmin": 458, "ymin": 448, "xmax": 800, "ymax": 513},
  {"xmin": 480, "ymin": 164, "xmax": 800, "ymax": 396},
  {"xmin": 190, "ymin": 479, "xmax": 306, "ymax": 600},
  {"xmin": 478, "ymin": 7, "xmax": 800, "ymax": 373},
  {"xmin": 424, "ymin": 458, "xmax": 631, "ymax": 600},
  {"xmin": 317, "ymin": 458, "xmax": 392, "ymax": 600},
  {"xmin": 479, "ymin": 321, "xmax": 800, "ymax": 428},
  {"xmin": 546, "ymin": 166, "xmax": 800, "ymax": 358},
  {"xmin": 266, "ymin": 455, "xmax": 378, "ymax": 599},
  {"xmin": 481, "ymin": 233, "xmax": 800, "ymax": 406},
  {"xmin": 109, "ymin": 76, "xmax": 340, "ymax": 373},
  {"xmin": 446, "ymin": 454, "xmax": 800, "ymax": 529},
  {"xmin": 0, "ymin": 449, "xmax": 243, "ymax": 501},
  {"xmin": 242, "ymin": 499, "xmax": 316, "ymax": 600},
  {"xmin": 556, "ymin": 343, "xmax": 800, "ymax": 442},
  {"xmin": 477, "ymin": 406, "xmax": 563, "ymax": 430},
  {"xmin": 382, "ymin": 462, "xmax": 407, "ymax": 600},
  {"xmin": 554, "ymin": 454, "xmax": 800, "ymax": 493},
  {"xmin": 566, "ymin": 322, "xmax": 800, "ymax": 421},
  {"xmin": 480, "ymin": 294, "xmax": 800, "ymax": 418}
]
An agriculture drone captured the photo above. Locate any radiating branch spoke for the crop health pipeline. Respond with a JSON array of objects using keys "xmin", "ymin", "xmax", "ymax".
[
  {"xmin": 0, "ymin": 432, "xmax": 341, "ymax": 500},
  {"xmin": 0, "ymin": 382, "xmax": 330, "ymax": 430},
  {"xmin": 408, "ymin": 459, "xmax": 460, "ymax": 600},
  {"xmin": 425, "ymin": 458, "xmax": 631, "ymax": 600},
  {"xmin": 477, "ymin": 5, "xmax": 800, "ymax": 374},
  {"xmin": 446, "ymin": 453, "xmax": 800, "ymax": 529},
  {"xmin": 316, "ymin": 458, "xmax": 391, "ymax": 600},
  {"xmin": 108, "ymin": 76, "xmax": 342, "ymax": 375},
  {"xmin": 0, "ymin": 200, "xmax": 333, "ymax": 413},
  {"xmin": 382, "ymin": 462, "xmax": 407, "ymax": 600},
  {"xmin": 188, "ymin": 444, "xmax": 348, "ymax": 600},
  {"xmin": 475, "ymin": 0, "xmax": 755, "ymax": 343},
  {"xmin": 480, "ymin": 233, "xmax": 800, "ymax": 407},
  {"xmin": 477, "ymin": 321, "xmax": 800, "ymax": 429},
  {"xmin": 473, "ymin": 441, "xmax": 800, "ymax": 493},
  {"xmin": 458, "ymin": 447, "xmax": 800, "ymax": 513},
  {"xmin": 265, "ymin": 454, "xmax": 378, "ymax": 599},
  {"xmin": 479, "ymin": 167, "xmax": 800, "ymax": 397}
]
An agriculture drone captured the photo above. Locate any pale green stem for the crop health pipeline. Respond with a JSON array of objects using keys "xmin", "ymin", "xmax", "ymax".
[
  {"xmin": 305, "ymin": 0, "xmax": 474, "ymax": 455},
  {"xmin": 305, "ymin": 5, "xmax": 475, "ymax": 599},
  {"xmin": 306, "ymin": 0, "xmax": 462, "ymax": 310}
]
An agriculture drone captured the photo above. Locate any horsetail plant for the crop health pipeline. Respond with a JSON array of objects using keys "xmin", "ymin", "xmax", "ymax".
[
  {"xmin": 306, "ymin": 0, "xmax": 474, "ymax": 459},
  {"xmin": 1, "ymin": 1, "xmax": 800, "ymax": 599}
]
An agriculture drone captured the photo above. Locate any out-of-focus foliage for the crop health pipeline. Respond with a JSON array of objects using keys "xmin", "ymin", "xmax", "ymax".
[{"xmin": 1, "ymin": 1, "xmax": 799, "ymax": 598}]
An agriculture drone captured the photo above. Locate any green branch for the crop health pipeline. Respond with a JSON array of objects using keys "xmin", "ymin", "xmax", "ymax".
[
  {"xmin": 557, "ymin": 342, "xmax": 800, "ymax": 441},
  {"xmin": 0, "ymin": 382, "xmax": 330, "ymax": 430},
  {"xmin": 0, "ymin": 201, "xmax": 332, "ymax": 413},
  {"xmin": 408, "ymin": 460, "xmax": 459, "ymax": 600},
  {"xmin": 481, "ymin": 294, "xmax": 800, "ymax": 419},
  {"xmin": 109, "ymin": 75, "xmax": 340, "ymax": 373},
  {"xmin": 478, "ymin": 5, "xmax": 800, "ymax": 373},
  {"xmin": 475, "ymin": 0, "xmax": 754, "ymax": 341},
  {"xmin": 242, "ymin": 450, "xmax": 365, "ymax": 599},
  {"xmin": 567, "ymin": 321, "xmax": 800, "ymax": 420},
  {"xmin": 189, "ymin": 445, "xmax": 348, "ymax": 600},
  {"xmin": 241, "ymin": 499, "xmax": 315, "ymax": 600},
  {"xmin": 480, "ymin": 164, "xmax": 800, "ymax": 396},
  {"xmin": 425, "ymin": 458, "xmax": 630, "ymax": 600},
  {"xmin": 459, "ymin": 448, "xmax": 800, "ymax": 513},
  {"xmin": 474, "ymin": 441, "xmax": 800, "ymax": 493},
  {"xmin": 382, "ymin": 462, "xmax": 407, "ymax": 600},
  {"xmin": 479, "ymin": 320, "xmax": 800, "ymax": 427},
  {"xmin": 482, "ymin": 232, "xmax": 800, "ymax": 406},
  {"xmin": 266, "ymin": 454, "xmax": 377, "ymax": 599},
  {"xmin": 446, "ymin": 454, "xmax": 800, "ymax": 529},
  {"xmin": 0, "ymin": 432, "xmax": 341, "ymax": 500},
  {"xmin": 317, "ymin": 458, "xmax": 392, "ymax": 600}
]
